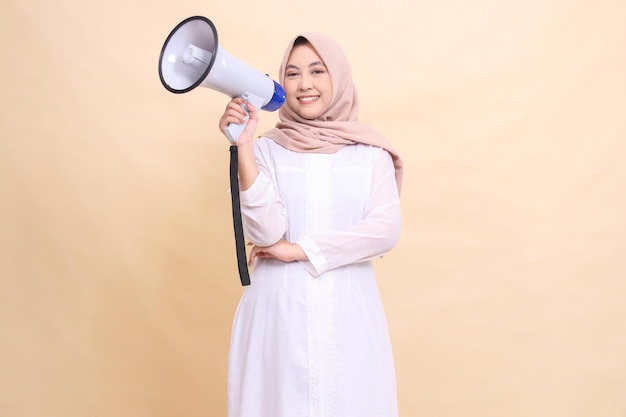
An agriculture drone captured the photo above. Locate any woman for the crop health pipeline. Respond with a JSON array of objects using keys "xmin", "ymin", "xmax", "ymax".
[{"xmin": 219, "ymin": 32, "xmax": 403, "ymax": 417}]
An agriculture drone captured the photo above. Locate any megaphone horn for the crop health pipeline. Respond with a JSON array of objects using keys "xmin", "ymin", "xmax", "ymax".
[{"xmin": 158, "ymin": 16, "xmax": 285, "ymax": 142}]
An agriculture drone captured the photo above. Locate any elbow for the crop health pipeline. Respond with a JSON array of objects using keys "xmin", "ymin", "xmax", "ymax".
[
  {"xmin": 243, "ymin": 219, "xmax": 287, "ymax": 247},
  {"xmin": 384, "ymin": 217, "xmax": 402, "ymax": 252},
  {"xmin": 368, "ymin": 216, "xmax": 401, "ymax": 257},
  {"xmin": 380, "ymin": 208, "xmax": 402, "ymax": 253},
  {"xmin": 257, "ymin": 228, "xmax": 286, "ymax": 247}
]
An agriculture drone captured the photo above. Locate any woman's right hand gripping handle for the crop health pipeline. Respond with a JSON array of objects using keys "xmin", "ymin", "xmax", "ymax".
[{"xmin": 218, "ymin": 97, "xmax": 260, "ymax": 190}]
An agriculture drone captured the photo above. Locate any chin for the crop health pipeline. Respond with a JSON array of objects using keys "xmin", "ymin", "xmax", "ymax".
[{"xmin": 298, "ymin": 108, "xmax": 324, "ymax": 120}]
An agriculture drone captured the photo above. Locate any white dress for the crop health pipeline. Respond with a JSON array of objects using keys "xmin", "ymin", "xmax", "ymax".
[{"xmin": 228, "ymin": 137, "xmax": 401, "ymax": 417}]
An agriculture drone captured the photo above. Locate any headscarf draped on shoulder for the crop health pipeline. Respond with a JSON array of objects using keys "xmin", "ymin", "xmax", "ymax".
[{"xmin": 262, "ymin": 32, "xmax": 403, "ymax": 193}]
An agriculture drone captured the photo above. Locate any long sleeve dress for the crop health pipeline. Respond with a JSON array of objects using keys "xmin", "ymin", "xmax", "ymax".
[{"xmin": 228, "ymin": 137, "xmax": 402, "ymax": 417}]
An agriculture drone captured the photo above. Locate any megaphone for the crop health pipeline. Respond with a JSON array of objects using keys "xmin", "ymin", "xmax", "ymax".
[{"xmin": 158, "ymin": 16, "xmax": 285, "ymax": 143}]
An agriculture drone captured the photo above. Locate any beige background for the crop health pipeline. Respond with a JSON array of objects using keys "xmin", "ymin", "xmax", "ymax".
[{"xmin": 1, "ymin": 0, "xmax": 625, "ymax": 416}]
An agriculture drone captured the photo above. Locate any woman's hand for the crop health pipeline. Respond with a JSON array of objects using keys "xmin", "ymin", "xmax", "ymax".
[
  {"xmin": 218, "ymin": 97, "xmax": 259, "ymax": 147},
  {"xmin": 248, "ymin": 239, "xmax": 307, "ymax": 266},
  {"xmin": 219, "ymin": 97, "xmax": 260, "ymax": 190}
]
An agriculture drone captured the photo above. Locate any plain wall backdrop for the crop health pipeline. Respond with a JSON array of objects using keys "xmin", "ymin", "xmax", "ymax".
[{"xmin": 1, "ymin": 0, "xmax": 625, "ymax": 416}]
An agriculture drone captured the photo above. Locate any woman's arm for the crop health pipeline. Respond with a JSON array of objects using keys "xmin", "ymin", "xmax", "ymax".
[
  {"xmin": 248, "ymin": 239, "xmax": 307, "ymax": 266},
  {"xmin": 219, "ymin": 98, "xmax": 289, "ymax": 246},
  {"xmin": 238, "ymin": 169, "xmax": 289, "ymax": 247},
  {"xmin": 246, "ymin": 150, "xmax": 401, "ymax": 275},
  {"xmin": 297, "ymin": 150, "xmax": 401, "ymax": 276}
]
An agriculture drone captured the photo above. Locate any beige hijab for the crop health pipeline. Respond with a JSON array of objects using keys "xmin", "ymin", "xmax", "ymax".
[{"xmin": 263, "ymin": 32, "xmax": 403, "ymax": 193}]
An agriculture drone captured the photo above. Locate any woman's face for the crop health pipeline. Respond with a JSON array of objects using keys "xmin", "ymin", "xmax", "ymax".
[{"xmin": 283, "ymin": 43, "xmax": 332, "ymax": 120}]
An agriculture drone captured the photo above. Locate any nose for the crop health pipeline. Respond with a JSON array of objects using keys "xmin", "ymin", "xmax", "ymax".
[{"xmin": 298, "ymin": 73, "xmax": 313, "ymax": 90}]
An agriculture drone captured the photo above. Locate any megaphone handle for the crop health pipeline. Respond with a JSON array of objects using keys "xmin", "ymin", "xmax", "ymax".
[
  {"xmin": 226, "ymin": 121, "xmax": 248, "ymax": 145},
  {"xmin": 225, "ymin": 119, "xmax": 246, "ymax": 144},
  {"xmin": 225, "ymin": 93, "xmax": 265, "ymax": 144}
]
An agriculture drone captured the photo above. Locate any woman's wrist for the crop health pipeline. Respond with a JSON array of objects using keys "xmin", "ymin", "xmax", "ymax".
[{"xmin": 290, "ymin": 242, "xmax": 308, "ymax": 262}]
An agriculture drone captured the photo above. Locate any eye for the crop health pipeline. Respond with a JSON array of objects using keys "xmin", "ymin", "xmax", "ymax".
[
  {"xmin": 285, "ymin": 71, "xmax": 300, "ymax": 79},
  {"xmin": 311, "ymin": 67, "xmax": 327, "ymax": 76}
]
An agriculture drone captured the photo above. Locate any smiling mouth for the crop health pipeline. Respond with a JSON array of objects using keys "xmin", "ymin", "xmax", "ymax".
[{"xmin": 298, "ymin": 95, "xmax": 320, "ymax": 103}]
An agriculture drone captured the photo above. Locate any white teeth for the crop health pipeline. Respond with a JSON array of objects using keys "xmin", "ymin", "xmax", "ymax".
[{"xmin": 299, "ymin": 96, "xmax": 319, "ymax": 102}]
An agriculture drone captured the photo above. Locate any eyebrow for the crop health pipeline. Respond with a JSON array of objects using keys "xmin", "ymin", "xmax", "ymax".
[{"xmin": 286, "ymin": 61, "xmax": 326, "ymax": 70}]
